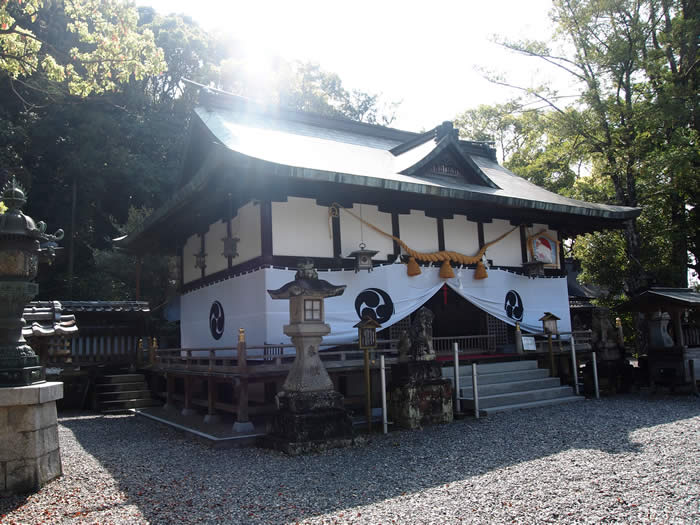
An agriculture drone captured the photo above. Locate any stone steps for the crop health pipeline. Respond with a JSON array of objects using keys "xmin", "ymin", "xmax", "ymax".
[
  {"xmin": 95, "ymin": 373, "xmax": 159, "ymax": 414},
  {"xmin": 442, "ymin": 360, "xmax": 582, "ymax": 415}
]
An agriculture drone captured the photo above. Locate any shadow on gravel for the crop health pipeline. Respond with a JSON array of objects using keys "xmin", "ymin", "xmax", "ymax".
[{"xmin": 3, "ymin": 394, "xmax": 699, "ymax": 524}]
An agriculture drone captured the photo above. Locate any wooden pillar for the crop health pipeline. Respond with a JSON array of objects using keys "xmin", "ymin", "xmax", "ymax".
[
  {"xmin": 182, "ymin": 376, "xmax": 196, "ymax": 416},
  {"xmin": 671, "ymin": 310, "xmax": 685, "ymax": 347},
  {"xmin": 203, "ymin": 377, "xmax": 221, "ymax": 424},
  {"xmin": 233, "ymin": 328, "xmax": 254, "ymax": 433}
]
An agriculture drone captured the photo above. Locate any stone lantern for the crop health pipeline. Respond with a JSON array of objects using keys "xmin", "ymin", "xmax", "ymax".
[
  {"xmin": 0, "ymin": 176, "xmax": 64, "ymax": 494},
  {"xmin": 0, "ymin": 177, "xmax": 62, "ymax": 386},
  {"xmin": 263, "ymin": 261, "xmax": 356, "ymax": 454}
]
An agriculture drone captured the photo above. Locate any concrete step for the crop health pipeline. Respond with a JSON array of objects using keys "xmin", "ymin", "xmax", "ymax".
[
  {"xmin": 460, "ymin": 386, "xmax": 576, "ymax": 409},
  {"xmin": 479, "ymin": 396, "xmax": 585, "ymax": 415},
  {"xmin": 100, "ymin": 374, "xmax": 145, "ymax": 384},
  {"xmin": 96, "ymin": 390, "xmax": 153, "ymax": 401},
  {"xmin": 96, "ymin": 381, "xmax": 148, "ymax": 392},
  {"xmin": 453, "ymin": 368, "xmax": 551, "ymax": 386},
  {"xmin": 442, "ymin": 360, "xmax": 537, "ymax": 379},
  {"xmin": 459, "ymin": 377, "xmax": 562, "ymax": 397},
  {"xmin": 98, "ymin": 398, "xmax": 160, "ymax": 411}
]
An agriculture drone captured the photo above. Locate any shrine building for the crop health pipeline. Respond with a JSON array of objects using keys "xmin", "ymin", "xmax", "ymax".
[{"xmin": 123, "ymin": 90, "xmax": 640, "ymax": 352}]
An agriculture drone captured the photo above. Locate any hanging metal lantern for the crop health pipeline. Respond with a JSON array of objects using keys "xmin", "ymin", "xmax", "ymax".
[
  {"xmin": 222, "ymin": 235, "xmax": 239, "ymax": 259},
  {"xmin": 348, "ymin": 243, "xmax": 378, "ymax": 273},
  {"xmin": 194, "ymin": 250, "xmax": 207, "ymax": 271}
]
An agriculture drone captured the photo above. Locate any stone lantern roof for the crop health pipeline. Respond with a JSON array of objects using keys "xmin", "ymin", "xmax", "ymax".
[{"xmin": 0, "ymin": 177, "xmax": 41, "ymax": 239}]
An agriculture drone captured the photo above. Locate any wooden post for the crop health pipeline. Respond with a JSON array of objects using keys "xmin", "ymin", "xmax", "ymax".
[
  {"xmin": 204, "ymin": 377, "xmax": 221, "ymax": 424},
  {"xmin": 548, "ymin": 334, "xmax": 556, "ymax": 377},
  {"xmin": 233, "ymin": 328, "xmax": 254, "ymax": 433},
  {"xmin": 364, "ymin": 346, "xmax": 372, "ymax": 433},
  {"xmin": 149, "ymin": 337, "xmax": 157, "ymax": 366},
  {"xmin": 182, "ymin": 376, "xmax": 196, "ymax": 416},
  {"xmin": 136, "ymin": 338, "xmax": 143, "ymax": 368},
  {"xmin": 515, "ymin": 322, "xmax": 523, "ymax": 354},
  {"xmin": 615, "ymin": 317, "xmax": 624, "ymax": 347}
]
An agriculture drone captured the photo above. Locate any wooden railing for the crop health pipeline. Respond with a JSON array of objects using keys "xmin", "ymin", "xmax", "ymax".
[
  {"xmin": 154, "ymin": 343, "xmax": 400, "ymax": 377},
  {"xmin": 69, "ymin": 334, "xmax": 154, "ymax": 365},
  {"xmin": 434, "ymin": 335, "xmax": 496, "ymax": 354}
]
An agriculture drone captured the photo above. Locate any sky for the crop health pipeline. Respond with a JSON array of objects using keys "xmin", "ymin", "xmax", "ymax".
[{"xmin": 143, "ymin": 0, "xmax": 573, "ymax": 131}]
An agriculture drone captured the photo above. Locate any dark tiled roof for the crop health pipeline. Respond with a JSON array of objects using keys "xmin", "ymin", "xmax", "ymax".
[
  {"xmin": 58, "ymin": 301, "xmax": 150, "ymax": 313},
  {"xmin": 22, "ymin": 301, "xmax": 78, "ymax": 338}
]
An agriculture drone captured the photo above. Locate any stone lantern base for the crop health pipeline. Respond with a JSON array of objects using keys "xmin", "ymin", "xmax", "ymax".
[
  {"xmin": 0, "ymin": 382, "xmax": 63, "ymax": 494},
  {"xmin": 389, "ymin": 361, "xmax": 453, "ymax": 430},
  {"xmin": 260, "ymin": 390, "xmax": 357, "ymax": 455}
]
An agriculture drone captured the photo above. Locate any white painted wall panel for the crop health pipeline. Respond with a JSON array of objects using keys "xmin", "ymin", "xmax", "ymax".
[
  {"xmin": 340, "ymin": 203, "xmax": 393, "ymax": 259},
  {"xmin": 232, "ymin": 201, "xmax": 262, "ymax": 264},
  {"xmin": 398, "ymin": 210, "xmax": 439, "ymax": 253},
  {"xmin": 483, "ymin": 219, "xmax": 521, "ymax": 267},
  {"xmin": 182, "ymin": 234, "xmax": 200, "ymax": 284},
  {"xmin": 272, "ymin": 197, "xmax": 333, "ymax": 257},
  {"xmin": 443, "ymin": 215, "xmax": 479, "ymax": 256},
  {"xmin": 205, "ymin": 219, "xmax": 228, "ymax": 275}
]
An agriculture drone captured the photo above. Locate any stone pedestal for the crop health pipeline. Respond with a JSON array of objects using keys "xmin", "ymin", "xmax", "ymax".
[
  {"xmin": 261, "ymin": 390, "xmax": 356, "ymax": 455},
  {"xmin": 0, "ymin": 382, "xmax": 63, "ymax": 494},
  {"xmin": 389, "ymin": 361, "xmax": 453, "ymax": 430}
]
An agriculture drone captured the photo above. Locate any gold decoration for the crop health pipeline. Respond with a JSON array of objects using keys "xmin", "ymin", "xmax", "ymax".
[
  {"xmin": 406, "ymin": 256, "xmax": 422, "ymax": 276},
  {"xmin": 439, "ymin": 260, "xmax": 455, "ymax": 279},
  {"xmin": 474, "ymin": 260, "xmax": 488, "ymax": 280}
]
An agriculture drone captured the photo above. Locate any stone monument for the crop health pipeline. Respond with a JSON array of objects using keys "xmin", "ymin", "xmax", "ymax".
[
  {"xmin": 389, "ymin": 307, "xmax": 453, "ymax": 429},
  {"xmin": 261, "ymin": 262, "xmax": 356, "ymax": 455},
  {"xmin": 0, "ymin": 177, "xmax": 64, "ymax": 494}
]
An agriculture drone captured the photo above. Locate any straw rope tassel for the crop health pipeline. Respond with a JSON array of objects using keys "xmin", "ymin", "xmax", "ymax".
[{"xmin": 330, "ymin": 203, "xmax": 519, "ymax": 279}]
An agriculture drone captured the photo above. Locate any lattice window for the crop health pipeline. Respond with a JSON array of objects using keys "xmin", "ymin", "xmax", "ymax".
[{"xmin": 487, "ymin": 313, "xmax": 510, "ymax": 346}]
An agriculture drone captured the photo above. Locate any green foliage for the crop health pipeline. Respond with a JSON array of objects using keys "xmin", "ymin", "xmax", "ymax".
[
  {"xmin": 459, "ymin": 0, "xmax": 699, "ymax": 298},
  {"xmin": 0, "ymin": 5, "xmax": 400, "ymax": 309},
  {"xmin": 0, "ymin": 0, "xmax": 165, "ymax": 97}
]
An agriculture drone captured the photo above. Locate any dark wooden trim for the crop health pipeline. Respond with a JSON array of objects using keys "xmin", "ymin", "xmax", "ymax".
[
  {"xmin": 332, "ymin": 214, "xmax": 342, "ymax": 258},
  {"xmin": 437, "ymin": 218, "xmax": 445, "ymax": 251},
  {"xmin": 391, "ymin": 213, "xmax": 401, "ymax": 258},
  {"xmin": 200, "ymin": 233, "xmax": 206, "ymax": 279},
  {"xmin": 425, "ymin": 209, "xmax": 454, "ymax": 220},
  {"xmin": 477, "ymin": 222, "xmax": 485, "ymax": 248},
  {"xmin": 520, "ymin": 225, "xmax": 528, "ymax": 263},
  {"xmin": 226, "ymin": 216, "xmax": 233, "ymax": 270},
  {"xmin": 558, "ymin": 231, "xmax": 566, "ymax": 272},
  {"xmin": 260, "ymin": 200, "xmax": 273, "ymax": 261},
  {"xmin": 178, "ymin": 242, "xmax": 185, "ymax": 290}
]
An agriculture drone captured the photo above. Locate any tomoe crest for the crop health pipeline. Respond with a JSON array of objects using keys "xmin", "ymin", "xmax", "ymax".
[
  {"xmin": 504, "ymin": 290, "xmax": 524, "ymax": 322},
  {"xmin": 209, "ymin": 300, "xmax": 225, "ymax": 340},
  {"xmin": 355, "ymin": 288, "xmax": 394, "ymax": 324}
]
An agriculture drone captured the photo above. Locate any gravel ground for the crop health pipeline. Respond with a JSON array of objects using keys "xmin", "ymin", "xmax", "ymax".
[{"xmin": 1, "ymin": 394, "xmax": 699, "ymax": 525}]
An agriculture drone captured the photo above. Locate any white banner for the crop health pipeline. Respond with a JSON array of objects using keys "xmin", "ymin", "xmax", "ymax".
[{"xmin": 180, "ymin": 264, "xmax": 571, "ymax": 348}]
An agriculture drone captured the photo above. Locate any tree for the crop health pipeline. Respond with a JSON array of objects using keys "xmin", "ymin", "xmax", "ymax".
[
  {"xmin": 464, "ymin": 0, "xmax": 698, "ymax": 294},
  {"xmin": 0, "ymin": 0, "xmax": 165, "ymax": 99}
]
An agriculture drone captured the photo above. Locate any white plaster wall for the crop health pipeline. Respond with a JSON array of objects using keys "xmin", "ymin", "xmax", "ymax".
[
  {"xmin": 204, "ymin": 219, "xmax": 228, "ymax": 275},
  {"xmin": 398, "ymin": 210, "xmax": 439, "ymax": 253},
  {"xmin": 483, "ymin": 219, "xmax": 522, "ymax": 267},
  {"xmin": 340, "ymin": 203, "xmax": 393, "ymax": 259},
  {"xmin": 232, "ymin": 201, "xmax": 262, "ymax": 264},
  {"xmin": 443, "ymin": 215, "xmax": 479, "ymax": 256},
  {"xmin": 180, "ymin": 270, "xmax": 268, "ymax": 350},
  {"xmin": 182, "ymin": 234, "xmax": 200, "ymax": 284},
  {"xmin": 272, "ymin": 197, "xmax": 333, "ymax": 257}
]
